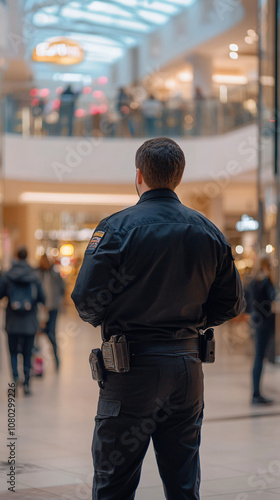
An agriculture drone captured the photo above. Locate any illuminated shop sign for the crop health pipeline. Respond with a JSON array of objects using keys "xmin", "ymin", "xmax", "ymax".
[
  {"xmin": 236, "ymin": 214, "xmax": 259, "ymax": 232},
  {"xmin": 35, "ymin": 228, "xmax": 93, "ymax": 241},
  {"xmin": 33, "ymin": 38, "xmax": 84, "ymax": 65}
]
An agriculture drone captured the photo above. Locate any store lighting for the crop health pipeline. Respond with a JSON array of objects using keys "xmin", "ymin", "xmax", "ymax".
[
  {"xmin": 212, "ymin": 75, "xmax": 247, "ymax": 85},
  {"xmin": 168, "ymin": 0, "xmax": 196, "ymax": 5},
  {"xmin": 165, "ymin": 79, "xmax": 176, "ymax": 90},
  {"xmin": 53, "ymin": 73, "xmax": 92, "ymax": 84},
  {"xmin": 219, "ymin": 85, "xmax": 228, "ymax": 103},
  {"xmin": 178, "ymin": 71, "xmax": 192, "ymax": 83},
  {"xmin": 247, "ymin": 29, "xmax": 258, "ymax": 41},
  {"xmin": 33, "ymin": 13, "xmax": 59, "ymax": 26},
  {"xmin": 260, "ymin": 75, "xmax": 275, "ymax": 86},
  {"xmin": 60, "ymin": 244, "xmax": 74, "ymax": 256},
  {"xmin": 235, "ymin": 245, "xmax": 244, "ymax": 255},
  {"xmin": 138, "ymin": 10, "xmax": 168, "ymax": 25},
  {"xmin": 99, "ymin": 104, "xmax": 108, "ymax": 114},
  {"xmin": 40, "ymin": 88, "xmax": 50, "ymax": 97},
  {"xmin": 61, "ymin": 257, "xmax": 71, "ymax": 267},
  {"xmin": 236, "ymin": 215, "xmax": 259, "ymax": 232},
  {"xmin": 83, "ymin": 86, "xmax": 92, "ymax": 94},
  {"xmin": 97, "ymin": 76, "xmax": 108, "ymax": 85},
  {"xmin": 31, "ymin": 98, "xmax": 40, "ymax": 107},
  {"xmin": 229, "ymin": 51, "xmax": 238, "ymax": 60},
  {"xmin": 143, "ymin": 2, "xmax": 179, "ymax": 14},
  {"xmin": 36, "ymin": 246, "xmax": 46, "ymax": 256},
  {"xmin": 229, "ymin": 43, "xmax": 238, "ymax": 51},
  {"xmin": 266, "ymin": 244, "xmax": 274, "ymax": 254},
  {"xmin": 75, "ymin": 109, "xmax": 86, "ymax": 118},
  {"xmin": 62, "ymin": 7, "xmax": 150, "ymax": 32},
  {"xmin": 245, "ymin": 36, "xmax": 254, "ymax": 44},
  {"xmin": 51, "ymin": 248, "xmax": 60, "ymax": 257},
  {"xmin": 88, "ymin": 1, "xmax": 133, "ymax": 18},
  {"xmin": 19, "ymin": 193, "xmax": 139, "ymax": 205},
  {"xmin": 243, "ymin": 99, "xmax": 257, "ymax": 114},
  {"xmin": 93, "ymin": 90, "xmax": 103, "ymax": 98},
  {"xmin": 184, "ymin": 115, "xmax": 193, "ymax": 124}
]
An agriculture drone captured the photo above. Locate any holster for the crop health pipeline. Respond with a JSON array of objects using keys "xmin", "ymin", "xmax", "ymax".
[
  {"xmin": 102, "ymin": 335, "xmax": 130, "ymax": 373},
  {"xmin": 89, "ymin": 348, "xmax": 106, "ymax": 382},
  {"xmin": 199, "ymin": 328, "xmax": 215, "ymax": 363}
]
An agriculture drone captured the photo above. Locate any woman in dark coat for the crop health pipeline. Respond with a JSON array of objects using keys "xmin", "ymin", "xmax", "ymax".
[
  {"xmin": 0, "ymin": 247, "xmax": 45, "ymax": 395},
  {"xmin": 249, "ymin": 255, "xmax": 275, "ymax": 405}
]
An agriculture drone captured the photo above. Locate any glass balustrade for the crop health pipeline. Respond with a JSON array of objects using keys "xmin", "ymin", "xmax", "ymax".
[{"xmin": 2, "ymin": 93, "xmax": 257, "ymax": 139}]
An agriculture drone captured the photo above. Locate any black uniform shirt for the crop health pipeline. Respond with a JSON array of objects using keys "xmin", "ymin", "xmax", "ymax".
[{"xmin": 71, "ymin": 189, "xmax": 245, "ymax": 341}]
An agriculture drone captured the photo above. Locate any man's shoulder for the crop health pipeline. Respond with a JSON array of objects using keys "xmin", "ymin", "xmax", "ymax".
[
  {"xmin": 179, "ymin": 205, "xmax": 228, "ymax": 244},
  {"xmin": 98, "ymin": 203, "xmax": 225, "ymax": 245},
  {"xmin": 95, "ymin": 204, "xmax": 142, "ymax": 233}
]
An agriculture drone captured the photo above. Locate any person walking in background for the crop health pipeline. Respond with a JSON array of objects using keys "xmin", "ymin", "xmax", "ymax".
[
  {"xmin": 116, "ymin": 87, "xmax": 133, "ymax": 137},
  {"xmin": 37, "ymin": 254, "xmax": 65, "ymax": 370},
  {"xmin": 249, "ymin": 254, "xmax": 275, "ymax": 405},
  {"xmin": 0, "ymin": 246, "xmax": 45, "ymax": 395},
  {"xmin": 194, "ymin": 86, "xmax": 205, "ymax": 135},
  {"xmin": 141, "ymin": 94, "xmax": 163, "ymax": 137},
  {"xmin": 58, "ymin": 85, "xmax": 79, "ymax": 136}
]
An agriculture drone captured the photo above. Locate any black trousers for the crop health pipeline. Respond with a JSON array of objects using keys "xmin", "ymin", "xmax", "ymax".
[
  {"xmin": 92, "ymin": 350, "xmax": 204, "ymax": 500},
  {"xmin": 7, "ymin": 334, "xmax": 35, "ymax": 384}
]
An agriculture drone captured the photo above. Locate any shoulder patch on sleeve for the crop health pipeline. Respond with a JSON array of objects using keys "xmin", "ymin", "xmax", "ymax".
[{"xmin": 85, "ymin": 230, "xmax": 106, "ymax": 253}]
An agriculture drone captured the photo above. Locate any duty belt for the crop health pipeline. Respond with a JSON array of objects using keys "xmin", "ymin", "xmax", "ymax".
[
  {"xmin": 129, "ymin": 338, "xmax": 199, "ymax": 357},
  {"xmin": 89, "ymin": 333, "xmax": 213, "ymax": 384}
]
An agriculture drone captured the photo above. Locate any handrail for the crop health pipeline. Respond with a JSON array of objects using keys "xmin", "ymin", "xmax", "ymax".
[{"xmin": 2, "ymin": 95, "xmax": 257, "ymax": 138}]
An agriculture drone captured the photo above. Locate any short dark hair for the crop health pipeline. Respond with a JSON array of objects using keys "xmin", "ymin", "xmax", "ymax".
[
  {"xmin": 17, "ymin": 246, "xmax": 28, "ymax": 260},
  {"xmin": 135, "ymin": 137, "xmax": 185, "ymax": 189}
]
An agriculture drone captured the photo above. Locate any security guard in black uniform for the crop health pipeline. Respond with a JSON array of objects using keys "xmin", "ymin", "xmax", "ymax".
[{"xmin": 71, "ymin": 137, "xmax": 245, "ymax": 500}]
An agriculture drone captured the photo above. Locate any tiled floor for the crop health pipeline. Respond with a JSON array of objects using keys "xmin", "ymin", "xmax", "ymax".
[{"xmin": 0, "ymin": 310, "xmax": 280, "ymax": 499}]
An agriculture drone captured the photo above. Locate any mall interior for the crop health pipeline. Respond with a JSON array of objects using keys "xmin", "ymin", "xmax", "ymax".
[{"xmin": 0, "ymin": 0, "xmax": 280, "ymax": 498}]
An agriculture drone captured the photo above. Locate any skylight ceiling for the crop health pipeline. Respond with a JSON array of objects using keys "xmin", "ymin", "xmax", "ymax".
[{"xmin": 24, "ymin": 0, "xmax": 196, "ymax": 69}]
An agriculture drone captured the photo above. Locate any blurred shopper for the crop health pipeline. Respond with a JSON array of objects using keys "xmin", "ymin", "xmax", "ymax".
[
  {"xmin": 37, "ymin": 254, "xmax": 65, "ymax": 370},
  {"xmin": 116, "ymin": 87, "xmax": 133, "ymax": 137},
  {"xmin": 194, "ymin": 86, "xmax": 205, "ymax": 135},
  {"xmin": 58, "ymin": 85, "xmax": 79, "ymax": 136},
  {"xmin": 141, "ymin": 94, "xmax": 163, "ymax": 136},
  {"xmin": 0, "ymin": 247, "xmax": 45, "ymax": 395},
  {"xmin": 72, "ymin": 137, "xmax": 244, "ymax": 500},
  {"xmin": 164, "ymin": 91, "xmax": 184, "ymax": 136},
  {"xmin": 249, "ymin": 255, "xmax": 275, "ymax": 405}
]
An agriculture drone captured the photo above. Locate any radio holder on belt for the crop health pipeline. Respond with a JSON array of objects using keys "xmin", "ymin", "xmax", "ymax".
[
  {"xmin": 102, "ymin": 335, "xmax": 130, "ymax": 373},
  {"xmin": 89, "ymin": 330, "xmax": 215, "ymax": 385},
  {"xmin": 199, "ymin": 328, "xmax": 215, "ymax": 363}
]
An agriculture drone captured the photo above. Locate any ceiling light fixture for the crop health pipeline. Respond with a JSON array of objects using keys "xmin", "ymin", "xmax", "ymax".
[{"xmin": 19, "ymin": 193, "xmax": 139, "ymax": 205}]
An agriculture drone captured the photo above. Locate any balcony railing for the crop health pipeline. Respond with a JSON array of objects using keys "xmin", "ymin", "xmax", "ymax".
[{"xmin": 2, "ymin": 95, "xmax": 257, "ymax": 139}]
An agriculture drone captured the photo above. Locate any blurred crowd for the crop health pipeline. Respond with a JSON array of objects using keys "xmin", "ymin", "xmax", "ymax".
[{"xmin": 4, "ymin": 85, "xmax": 256, "ymax": 138}]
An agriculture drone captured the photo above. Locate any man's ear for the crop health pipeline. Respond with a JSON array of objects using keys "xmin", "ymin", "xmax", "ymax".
[{"xmin": 136, "ymin": 168, "xmax": 143, "ymax": 184}]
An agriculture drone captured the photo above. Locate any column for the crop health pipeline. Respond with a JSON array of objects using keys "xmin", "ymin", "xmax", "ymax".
[{"xmin": 190, "ymin": 54, "xmax": 213, "ymax": 98}]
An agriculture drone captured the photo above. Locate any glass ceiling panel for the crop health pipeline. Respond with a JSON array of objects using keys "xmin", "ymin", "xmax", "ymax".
[{"xmin": 24, "ymin": 0, "xmax": 196, "ymax": 68}]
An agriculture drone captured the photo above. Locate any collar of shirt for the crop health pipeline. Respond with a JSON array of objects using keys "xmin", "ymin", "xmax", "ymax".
[{"xmin": 137, "ymin": 188, "xmax": 180, "ymax": 204}]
